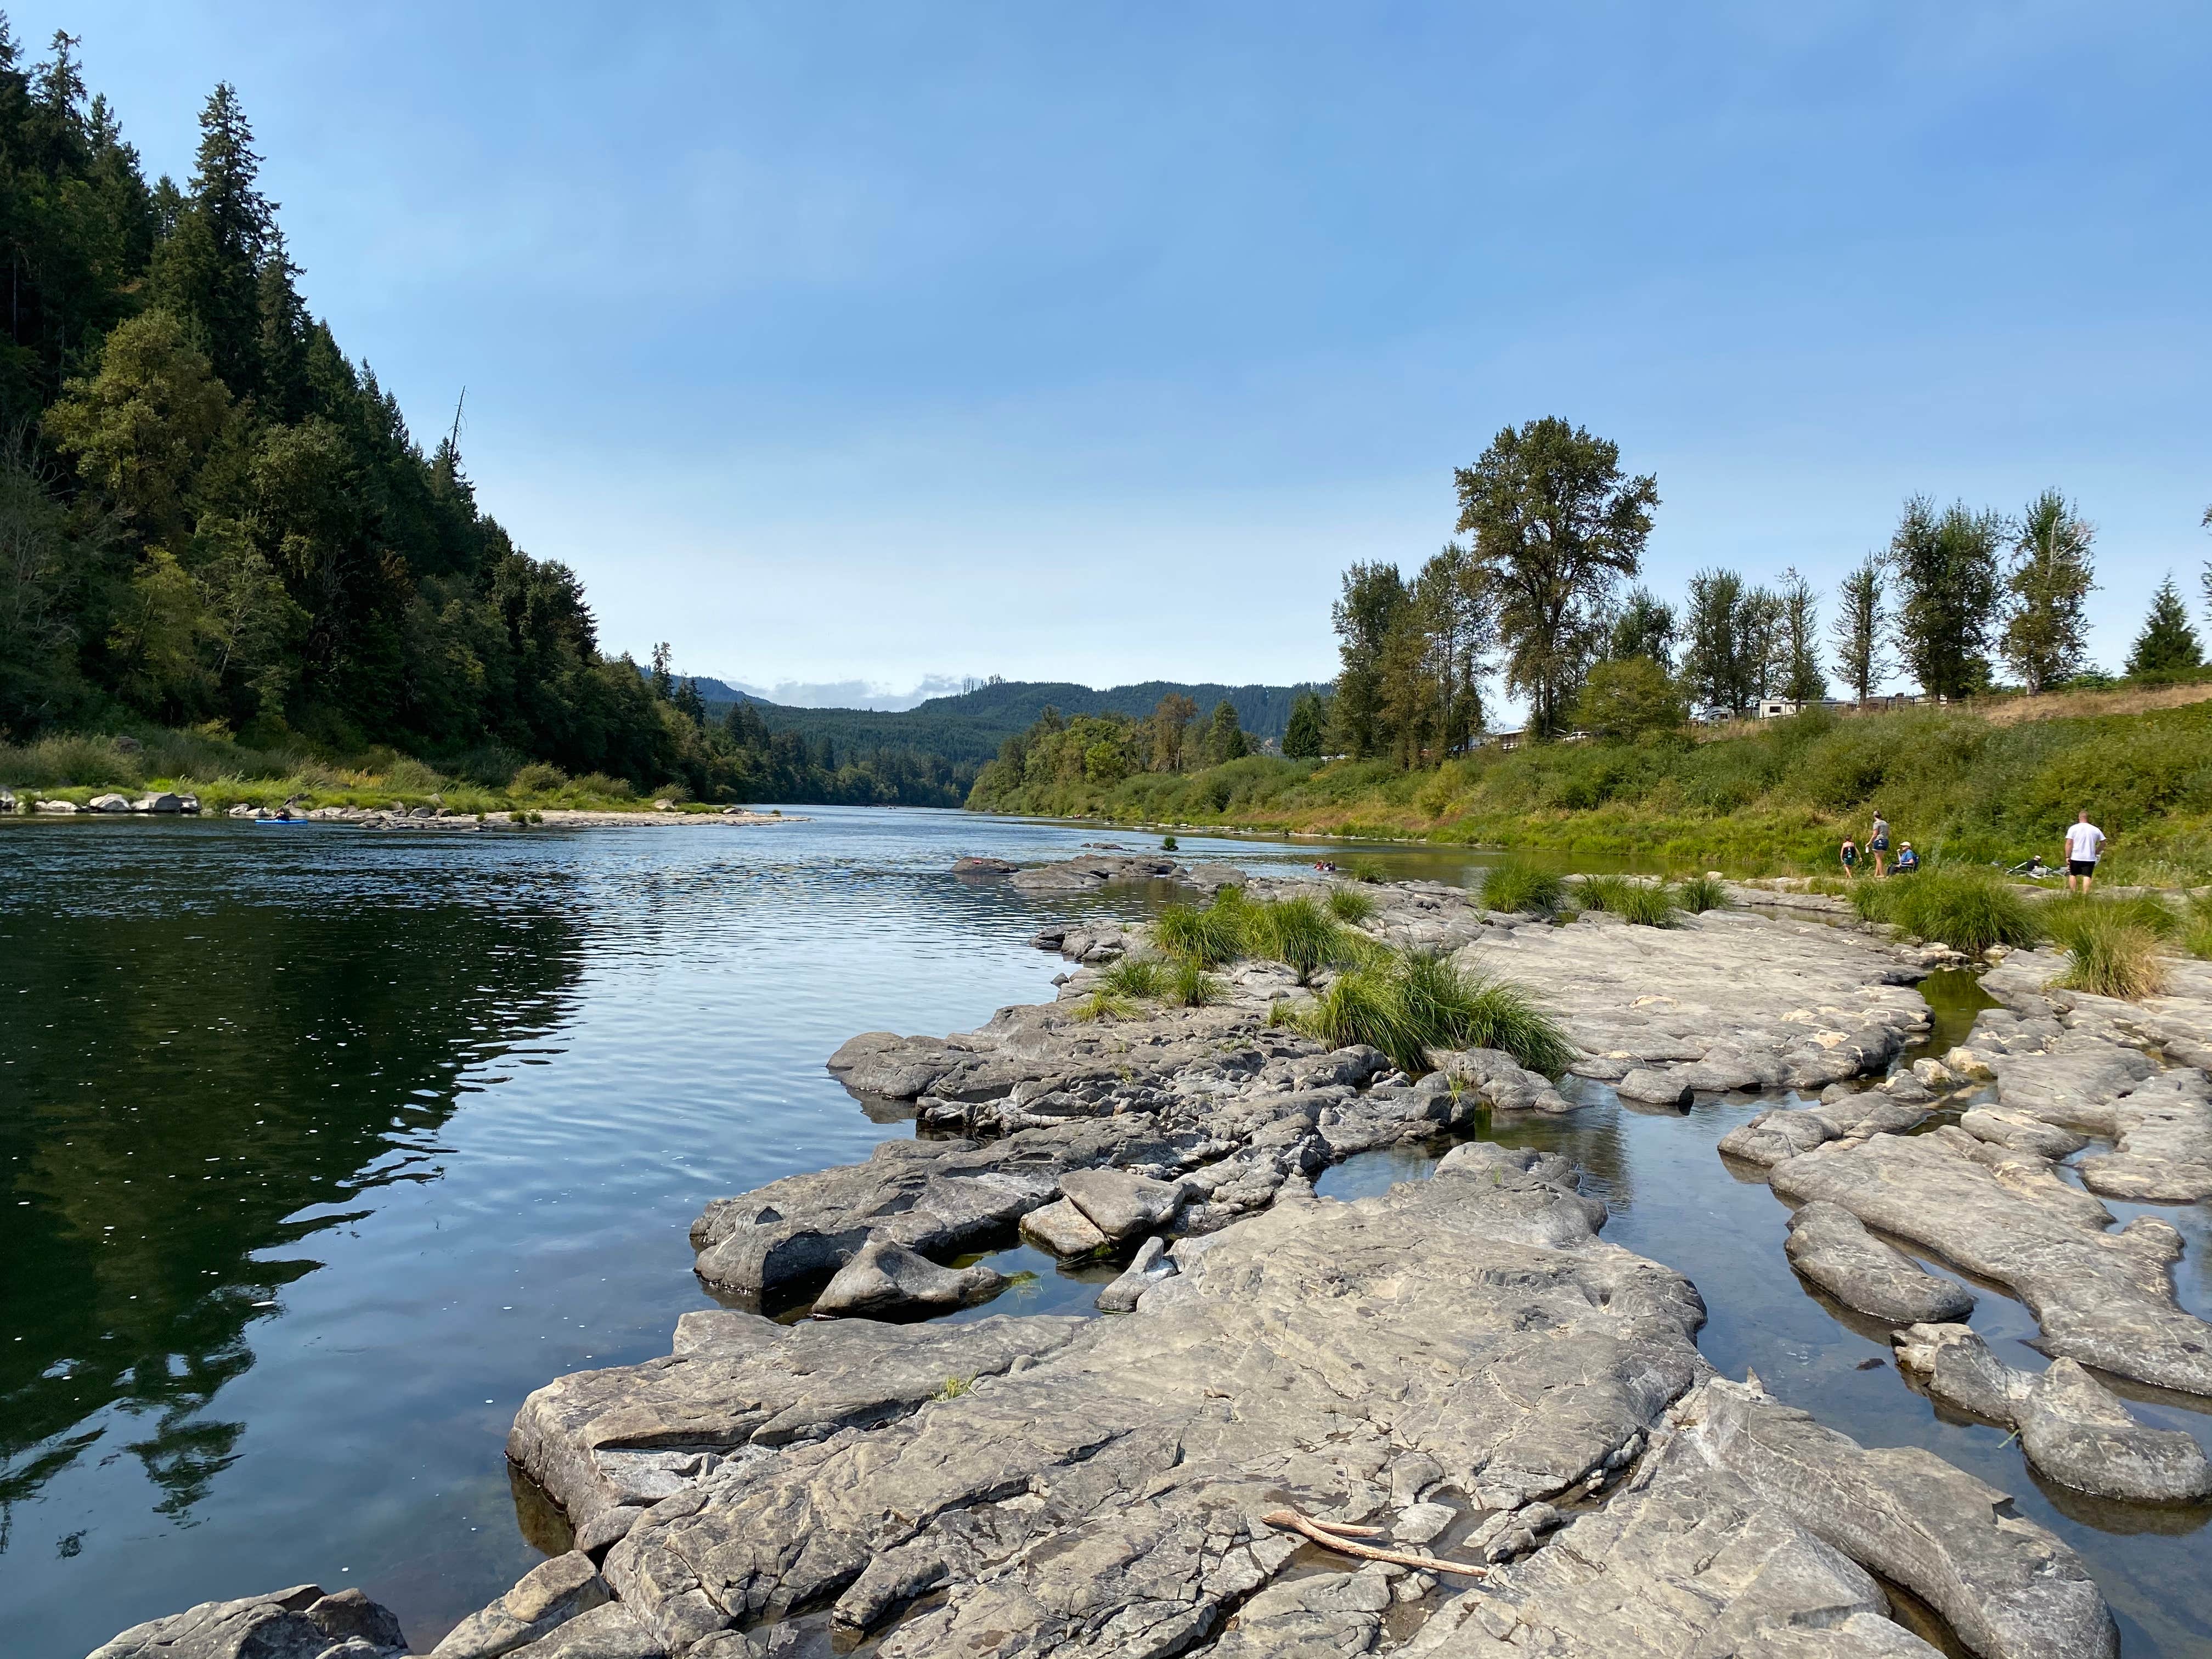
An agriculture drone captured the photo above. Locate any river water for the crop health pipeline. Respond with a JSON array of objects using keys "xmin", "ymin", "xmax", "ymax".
[{"xmin": 2, "ymin": 812, "xmax": 2207, "ymax": 1656}]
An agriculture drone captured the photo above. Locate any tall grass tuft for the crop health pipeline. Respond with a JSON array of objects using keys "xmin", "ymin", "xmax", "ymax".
[
  {"xmin": 1882, "ymin": 868, "xmax": 2039, "ymax": 952},
  {"xmin": 2051, "ymin": 910, "xmax": 2170, "ymax": 1000},
  {"xmin": 1167, "ymin": 956, "xmax": 1224, "ymax": 1007},
  {"xmin": 1243, "ymin": 895, "xmax": 1367, "ymax": 984},
  {"xmin": 1348, "ymin": 857, "xmax": 1387, "ymax": 883},
  {"xmin": 2043, "ymin": 892, "xmax": 2180, "ymax": 947},
  {"xmin": 1325, "ymin": 886, "xmax": 1378, "ymax": 924},
  {"xmin": 1299, "ymin": 950, "xmax": 1573, "ymax": 1077},
  {"xmin": 1098, "ymin": 957, "xmax": 1169, "ymax": 999},
  {"xmin": 1154, "ymin": 894, "xmax": 1245, "ymax": 967},
  {"xmin": 1848, "ymin": 881, "xmax": 1894, "ymax": 923},
  {"xmin": 1675, "ymin": 873, "xmax": 1729, "ymax": 913},
  {"xmin": 1071, "ymin": 988, "xmax": 1138, "ymax": 1023},
  {"xmin": 1477, "ymin": 860, "xmax": 1565, "ymax": 916},
  {"xmin": 1576, "ymin": 874, "xmax": 1677, "ymax": 927}
]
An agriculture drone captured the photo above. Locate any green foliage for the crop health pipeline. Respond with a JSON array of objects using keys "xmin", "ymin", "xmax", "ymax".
[
  {"xmin": 1299, "ymin": 951, "xmax": 1572, "ymax": 1078},
  {"xmin": 1070, "ymin": 989, "xmax": 1138, "ymax": 1023},
  {"xmin": 1478, "ymin": 860, "xmax": 1565, "ymax": 915},
  {"xmin": 1892, "ymin": 496, "xmax": 2005, "ymax": 700},
  {"xmin": 2050, "ymin": 911, "xmax": 2169, "ymax": 1001},
  {"xmin": 1348, "ymin": 857, "xmax": 1387, "ymax": 882},
  {"xmin": 1283, "ymin": 691, "xmax": 1330, "ymax": 759},
  {"xmin": 1831, "ymin": 555, "xmax": 1892, "ymax": 704},
  {"xmin": 1154, "ymin": 895, "xmax": 1246, "ymax": 967},
  {"xmin": 1881, "ymin": 869, "xmax": 2040, "ymax": 952},
  {"xmin": 2002, "ymin": 492, "xmax": 2095, "ymax": 694},
  {"xmin": 2042, "ymin": 893, "xmax": 2180, "ymax": 949},
  {"xmin": 1241, "ymin": 895, "xmax": 1369, "ymax": 984},
  {"xmin": 1675, "ymin": 873, "xmax": 1728, "ymax": 913},
  {"xmin": 1574, "ymin": 656, "xmax": 1686, "ymax": 741},
  {"xmin": 1325, "ymin": 886, "xmax": 1377, "ymax": 923},
  {"xmin": 1575, "ymin": 873, "xmax": 1676, "ymax": 926}
]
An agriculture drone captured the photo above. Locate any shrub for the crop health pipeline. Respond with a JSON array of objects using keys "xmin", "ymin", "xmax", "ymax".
[
  {"xmin": 512, "ymin": 761, "xmax": 567, "ymax": 794},
  {"xmin": 1325, "ymin": 887, "xmax": 1378, "ymax": 924},
  {"xmin": 1675, "ymin": 873, "xmax": 1729, "ymax": 913},
  {"xmin": 1478, "ymin": 860, "xmax": 1564, "ymax": 916},
  {"xmin": 2051, "ymin": 912, "xmax": 2170, "ymax": 1000},
  {"xmin": 1299, "ymin": 950, "xmax": 1572, "ymax": 1077},
  {"xmin": 1884, "ymin": 869, "xmax": 2039, "ymax": 952}
]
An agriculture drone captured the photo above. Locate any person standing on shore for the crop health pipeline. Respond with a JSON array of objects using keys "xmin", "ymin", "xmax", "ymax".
[
  {"xmin": 1867, "ymin": 809, "xmax": 1891, "ymax": 877},
  {"xmin": 2064, "ymin": 811, "xmax": 2106, "ymax": 893},
  {"xmin": 1841, "ymin": 837, "xmax": 1859, "ymax": 876}
]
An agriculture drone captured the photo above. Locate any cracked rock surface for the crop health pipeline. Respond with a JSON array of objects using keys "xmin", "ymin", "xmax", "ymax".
[
  {"xmin": 1783, "ymin": 1200, "xmax": 1975, "ymax": 1325},
  {"xmin": 89, "ymin": 1585, "xmax": 408, "ymax": 1659}
]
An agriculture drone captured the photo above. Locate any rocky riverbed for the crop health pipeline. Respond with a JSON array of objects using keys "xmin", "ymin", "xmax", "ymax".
[{"xmin": 95, "ymin": 865, "xmax": 2212, "ymax": 1658}]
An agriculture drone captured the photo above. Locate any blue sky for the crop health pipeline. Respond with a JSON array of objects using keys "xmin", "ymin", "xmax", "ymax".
[{"xmin": 22, "ymin": 2, "xmax": 2211, "ymax": 707}]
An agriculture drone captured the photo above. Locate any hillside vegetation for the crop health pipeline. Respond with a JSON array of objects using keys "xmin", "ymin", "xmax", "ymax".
[{"xmin": 967, "ymin": 697, "xmax": 2212, "ymax": 882}]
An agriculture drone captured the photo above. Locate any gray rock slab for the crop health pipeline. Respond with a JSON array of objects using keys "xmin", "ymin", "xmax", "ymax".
[
  {"xmin": 89, "ymin": 1585, "xmax": 408, "ymax": 1659},
  {"xmin": 432, "ymin": 1551, "xmax": 612, "ymax": 1659},
  {"xmin": 1958, "ymin": 1107, "xmax": 2089, "ymax": 1160},
  {"xmin": 568, "ymin": 1145, "xmax": 1706, "ymax": 1657},
  {"xmin": 503, "ymin": 1602, "xmax": 664, "ymax": 1659},
  {"xmin": 1058, "ymin": 1166, "xmax": 1186, "ymax": 1240},
  {"xmin": 1435, "ymin": 1047, "xmax": 1571, "ymax": 1114},
  {"xmin": 1772, "ymin": 1132, "xmax": 2212, "ymax": 1396},
  {"xmin": 1668, "ymin": 1377, "xmax": 2115, "ymax": 1659},
  {"xmin": 2018, "ymin": 1358, "xmax": 2212, "ymax": 1505},
  {"xmin": 811, "ymin": 1235, "xmax": 1007, "ymax": 1318},
  {"xmin": 1616, "ymin": 1066, "xmax": 1694, "ymax": 1105},
  {"xmin": 1892, "ymin": 1323, "xmax": 2029, "ymax": 1424},
  {"xmin": 1017, "ymin": 1194, "xmax": 1112, "ymax": 1256},
  {"xmin": 2078, "ymin": 1070, "xmax": 2212, "ymax": 1201},
  {"xmin": 1784, "ymin": 1201, "xmax": 1974, "ymax": 1324},
  {"xmin": 1095, "ymin": 1234, "xmax": 1176, "ymax": 1312}
]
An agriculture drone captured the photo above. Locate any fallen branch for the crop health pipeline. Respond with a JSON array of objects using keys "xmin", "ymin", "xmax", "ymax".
[
  {"xmin": 1261, "ymin": 1508, "xmax": 1488, "ymax": 1578},
  {"xmin": 1306, "ymin": 1517, "xmax": 1386, "ymax": 1539}
]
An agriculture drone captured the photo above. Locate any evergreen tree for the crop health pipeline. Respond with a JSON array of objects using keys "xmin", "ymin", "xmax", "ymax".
[
  {"xmin": 1454, "ymin": 417, "xmax": 1657, "ymax": 739},
  {"xmin": 649, "ymin": 641, "xmax": 674, "ymax": 700},
  {"xmin": 1831, "ymin": 555, "xmax": 1891, "ymax": 704},
  {"xmin": 1282, "ymin": 691, "xmax": 1329, "ymax": 759},
  {"xmin": 674, "ymin": 676, "xmax": 706, "ymax": 727},
  {"xmin": 1775, "ymin": 568, "xmax": 1826, "ymax": 703},
  {"xmin": 1891, "ymin": 496, "xmax": 2004, "ymax": 700},
  {"xmin": 1607, "ymin": 586, "xmax": 1677, "ymax": 672},
  {"xmin": 2125, "ymin": 574, "xmax": 2202, "ymax": 679},
  {"xmin": 2001, "ymin": 490, "xmax": 2095, "ymax": 694},
  {"xmin": 148, "ymin": 83, "xmax": 274, "ymax": 393},
  {"xmin": 1202, "ymin": 699, "xmax": 1250, "ymax": 765}
]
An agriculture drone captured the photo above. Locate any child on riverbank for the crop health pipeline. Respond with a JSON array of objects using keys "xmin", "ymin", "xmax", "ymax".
[{"xmin": 1840, "ymin": 837, "xmax": 1859, "ymax": 876}]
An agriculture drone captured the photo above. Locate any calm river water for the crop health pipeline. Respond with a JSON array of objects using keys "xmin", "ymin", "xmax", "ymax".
[{"xmin": 3, "ymin": 812, "xmax": 2207, "ymax": 1657}]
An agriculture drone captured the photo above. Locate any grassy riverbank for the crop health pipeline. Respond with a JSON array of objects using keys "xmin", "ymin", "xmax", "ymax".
[
  {"xmin": 0, "ymin": 728, "xmax": 700, "ymax": 816},
  {"xmin": 968, "ymin": 695, "xmax": 2212, "ymax": 884}
]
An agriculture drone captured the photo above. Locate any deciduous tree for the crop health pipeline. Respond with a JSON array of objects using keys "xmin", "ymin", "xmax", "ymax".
[
  {"xmin": 1454, "ymin": 417, "xmax": 1656, "ymax": 739},
  {"xmin": 1831, "ymin": 555, "xmax": 1891, "ymax": 704},
  {"xmin": 1608, "ymin": 586, "xmax": 1677, "ymax": 672},
  {"xmin": 1891, "ymin": 496, "xmax": 2004, "ymax": 700},
  {"xmin": 2002, "ymin": 490, "xmax": 2096, "ymax": 694}
]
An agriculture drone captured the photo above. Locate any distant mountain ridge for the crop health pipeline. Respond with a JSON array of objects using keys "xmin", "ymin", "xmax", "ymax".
[{"xmin": 647, "ymin": 670, "xmax": 1326, "ymax": 770}]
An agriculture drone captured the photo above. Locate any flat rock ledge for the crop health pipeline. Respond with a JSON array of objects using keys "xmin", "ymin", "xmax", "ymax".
[
  {"xmin": 1893, "ymin": 1323, "xmax": 2212, "ymax": 1505},
  {"xmin": 486, "ymin": 1148, "xmax": 2114, "ymax": 1659},
  {"xmin": 1771, "ymin": 1126, "xmax": 2212, "ymax": 1397},
  {"xmin": 1784, "ymin": 1200, "xmax": 1976, "ymax": 1325}
]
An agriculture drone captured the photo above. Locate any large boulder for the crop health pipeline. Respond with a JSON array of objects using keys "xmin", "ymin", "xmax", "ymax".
[
  {"xmin": 430, "ymin": 1550, "xmax": 610, "ymax": 1658},
  {"xmin": 133, "ymin": 791, "xmax": 184, "ymax": 812},
  {"xmin": 811, "ymin": 1235, "xmax": 1007, "ymax": 1318},
  {"xmin": 88, "ymin": 792, "xmax": 133, "ymax": 812},
  {"xmin": 1056, "ymin": 1166, "xmax": 1186, "ymax": 1241},
  {"xmin": 89, "ymin": 1585, "xmax": 406, "ymax": 1659}
]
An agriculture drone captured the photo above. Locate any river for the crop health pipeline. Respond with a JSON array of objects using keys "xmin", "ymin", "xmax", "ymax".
[{"xmin": 2, "ymin": 810, "xmax": 2206, "ymax": 1656}]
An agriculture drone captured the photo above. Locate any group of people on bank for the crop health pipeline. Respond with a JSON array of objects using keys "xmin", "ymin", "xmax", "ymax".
[{"xmin": 1839, "ymin": 809, "xmax": 2107, "ymax": 891}]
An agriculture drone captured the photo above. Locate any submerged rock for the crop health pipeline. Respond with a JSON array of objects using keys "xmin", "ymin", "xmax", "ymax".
[
  {"xmin": 1784, "ymin": 1201, "xmax": 1974, "ymax": 1324},
  {"xmin": 1893, "ymin": 1324, "xmax": 2212, "ymax": 1504},
  {"xmin": 89, "ymin": 1585, "xmax": 407, "ymax": 1659}
]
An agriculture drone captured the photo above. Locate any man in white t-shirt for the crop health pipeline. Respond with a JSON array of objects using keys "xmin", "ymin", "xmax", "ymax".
[{"xmin": 2063, "ymin": 811, "xmax": 2106, "ymax": 893}]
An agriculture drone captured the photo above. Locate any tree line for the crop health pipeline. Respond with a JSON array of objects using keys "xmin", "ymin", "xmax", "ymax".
[
  {"xmin": 966, "ymin": 694, "xmax": 1261, "ymax": 809},
  {"xmin": 1282, "ymin": 415, "xmax": 2212, "ymax": 760}
]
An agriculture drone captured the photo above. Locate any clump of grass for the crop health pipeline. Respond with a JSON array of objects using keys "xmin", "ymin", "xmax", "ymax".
[
  {"xmin": 1477, "ymin": 860, "xmax": 1565, "ymax": 916},
  {"xmin": 1154, "ymin": 893, "xmax": 1245, "ymax": 967},
  {"xmin": 1244, "ymin": 895, "xmax": 1367, "ymax": 984},
  {"xmin": 2042, "ymin": 892, "xmax": 2180, "ymax": 948},
  {"xmin": 1098, "ymin": 956, "xmax": 1169, "ymax": 999},
  {"xmin": 1848, "ymin": 881, "xmax": 1894, "ymax": 923},
  {"xmin": 2050, "ymin": 910, "xmax": 2170, "ymax": 1000},
  {"xmin": 1299, "ymin": 949, "xmax": 1573, "ymax": 1078},
  {"xmin": 1347, "ymin": 857, "xmax": 1387, "ymax": 883},
  {"xmin": 1325, "ymin": 886, "xmax": 1378, "ymax": 924},
  {"xmin": 933, "ymin": 1374, "xmax": 973, "ymax": 1400},
  {"xmin": 1575, "ymin": 873, "xmax": 1676, "ymax": 927},
  {"xmin": 1166, "ymin": 956, "xmax": 1223, "ymax": 1007},
  {"xmin": 1071, "ymin": 989, "xmax": 1138, "ymax": 1022},
  {"xmin": 1883, "ymin": 868, "xmax": 2040, "ymax": 952},
  {"xmin": 1675, "ymin": 873, "xmax": 1729, "ymax": 913}
]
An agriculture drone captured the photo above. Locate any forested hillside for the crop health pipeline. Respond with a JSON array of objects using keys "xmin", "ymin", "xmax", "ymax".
[{"xmin": 0, "ymin": 23, "xmax": 966, "ymax": 805}]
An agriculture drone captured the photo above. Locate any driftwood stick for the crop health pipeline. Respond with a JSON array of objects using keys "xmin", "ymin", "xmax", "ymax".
[
  {"xmin": 1261, "ymin": 1509, "xmax": 1488, "ymax": 1578},
  {"xmin": 1306, "ymin": 1517, "xmax": 1387, "ymax": 1539}
]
